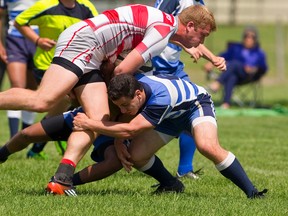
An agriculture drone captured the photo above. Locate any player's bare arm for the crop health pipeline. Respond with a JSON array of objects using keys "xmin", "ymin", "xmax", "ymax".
[
  {"xmin": 73, "ymin": 112, "xmax": 154, "ymax": 139},
  {"xmin": 114, "ymin": 49, "xmax": 145, "ymax": 76}
]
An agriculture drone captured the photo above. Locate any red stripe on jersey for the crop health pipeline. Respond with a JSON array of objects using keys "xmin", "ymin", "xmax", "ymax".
[
  {"xmin": 154, "ymin": 25, "xmax": 172, "ymax": 37},
  {"xmin": 131, "ymin": 5, "xmax": 148, "ymax": 28},
  {"xmin": 59, "ymin": 24, "xmax": 88, "ymax": 57},
  {"xmin": 135, "ymin": 42, "xmax": 148, "ymax": 54},
  {"xmin": 162, "ymin": 12, "xmax": 175, "ymax": 26},
  {"xmin": 132, "ymin": 33, "xmax": 144, "ymax": 49},
  {"xmin": 103, "ymin": 9, "xmax": 120, "ymax": 23},
  {"xmin": 72, "ymin": 49, "xmax": 90, "ymax": 63},
  {"xmin": 84, "ymin": 19, "xmax": 97, "ymax": 31}
]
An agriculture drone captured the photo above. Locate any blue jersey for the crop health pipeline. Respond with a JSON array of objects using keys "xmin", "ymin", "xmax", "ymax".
[
  {"xmin": 220, "ymin": 43, "xmax": 268, "ymax": 73},
  {"xmin": 136, "ymin": 73, "xmax": 207, "ymax": 126},
  {"xmin": 152, "ymin": 0, "xmax": 204, "ymax": 75},
  {"xmin": 1, "ymin": 0, "xmax": 39, "ymax": 37}
]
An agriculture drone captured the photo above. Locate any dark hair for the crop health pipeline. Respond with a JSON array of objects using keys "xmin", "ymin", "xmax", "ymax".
[
  {"xmin": 242, "ymin": 25, "xmax": 259, "ymax": 45},
  {"xmin": 108, "ymin": 74, "xmax": 143, "ymax": 101}
]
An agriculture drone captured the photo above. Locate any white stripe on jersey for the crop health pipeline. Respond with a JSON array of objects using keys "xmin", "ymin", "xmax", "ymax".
[{"xmin": 146, "ymin": 75, "xmax": 179, "ymax": 106}]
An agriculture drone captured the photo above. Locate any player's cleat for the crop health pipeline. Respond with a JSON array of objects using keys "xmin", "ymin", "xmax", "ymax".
[
  {"xmin": 152, "ymin": 178, "xmax": 185, "ymax": 194},
  {"xmin": 0, "ymin": 157, "xmax": 7, "ymax": 164},
  {"xmin": 46, "ymin": 176, "xmax": 77, "ymax": 196},
  {"xmin": 248, "ymin": 188, "xmax": 268, "ymax": 199},
  {"xmin": 54, "ymin": 141, "xmax": 67, "ymax": 156},
  {"xmin": 176, "ymin": 168, "xmax": 203, "ymax": 180},
  {"xmin": 27, "ymin": 150, "xmax": 48, "ymax": 160}
]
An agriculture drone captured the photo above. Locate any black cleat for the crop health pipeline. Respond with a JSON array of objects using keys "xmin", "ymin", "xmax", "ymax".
[
  {"xmin": 153, "ymin": 178, "xmax": 185, "ymax": 194},
  {"xmin": 0, "ymin": 157, "xmax": 7, "ymax": 164},
  {"xmin": 248, "ymin": 189, "xmax": 268, "ymax": 199}
]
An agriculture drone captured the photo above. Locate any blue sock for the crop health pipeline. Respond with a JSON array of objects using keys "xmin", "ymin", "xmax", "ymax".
[
  {"xmin": 217, "ymin": 152, "xmax": 256, "ymax": 197},
  {"xmin": 8, "ymin": 118, "xmax": 19, "ymax": 138},
  {"xmin": 177, "ymin": 132, "xmax": 196, "ymax": 175}
]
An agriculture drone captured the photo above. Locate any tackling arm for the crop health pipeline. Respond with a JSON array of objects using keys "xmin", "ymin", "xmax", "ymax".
[{"xmin": 73, "ymin": 112, "xmax": 154, "ymax": 139}]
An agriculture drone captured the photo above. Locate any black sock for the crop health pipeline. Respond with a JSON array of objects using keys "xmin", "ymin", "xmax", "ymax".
[
  {"xmin": 30, "ymin": 142, "xmax": 47, "ymax": 153},
  {"xmin": 142, "ymin": 155, "xmax": 176, "ymax": 186},
  {"xmin": 55, "ymin": 163, "xmax": 75, "ymax": 185},
  {"xmin": 22, "ymin": 122, "xmax": 31, "ymax": 129},
  {"xmin": 220, "ymin": 157, "xmax": 256, "ymax": 197},
  {"xmin": 72, "ymin": 172, "xmax": 83, "ymax": 186},
  {"xmin": 0, "ymin": 146, "xmax": 11, "ymax": 161}
]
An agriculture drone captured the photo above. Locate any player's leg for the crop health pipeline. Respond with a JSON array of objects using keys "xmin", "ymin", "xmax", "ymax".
[
  {"xmin": 0, "ymin": 64, "xmax": 78, "ymax": 111},
  {"xmin": 72, "ymin": 136, "xmax": 122, "ymax": 186},
  {"xmin": 0, "ymin": 110, "xmax": 74, "ymax": 163},
  {"xmin": 6, "ymin": 61, "xmax": 28, "ymax": 137},
  {"xmin": 0, "ymin": 121, "xmax": 51, "ymax": 163},
  {"xmin": 48, "ymin": 72, "xmax": 110, "ymax": 194},
  {"xmin": 177, "ymin": 131, "xmax": 199, "ymax": 179},
  {"xmin": 27, "ymin": 95, "xmax": 71, "ymax": 159},
  {"xmin": 129, "ymin": 129, "xmax": 184, "ymax": 193},
  {"xmin": 192, "ymin": 94, "xmax": 267, "ymax": 198}
]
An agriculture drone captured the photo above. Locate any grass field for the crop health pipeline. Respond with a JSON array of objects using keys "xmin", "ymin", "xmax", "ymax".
[
  {"xmin": 0, "ymin": 114, "xmax": 288, "ymax": 215},
  {"xmin": 0, "ymin": 24, "xmax": 288, "ymax": 215}
]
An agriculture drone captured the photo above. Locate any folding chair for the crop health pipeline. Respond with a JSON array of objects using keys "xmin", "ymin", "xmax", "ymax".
[{"xmin": 232, "ymin": 79, "xmax": 263, "ymax": 107}]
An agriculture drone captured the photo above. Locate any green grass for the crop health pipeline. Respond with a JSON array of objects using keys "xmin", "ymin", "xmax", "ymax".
[
  {"xmin": 0, "ymin": 114, "xmax": 288, "ymax": 215},
  {"xmin": 0, "ymin": 24, "xmax": 288, "ymax": 215}
]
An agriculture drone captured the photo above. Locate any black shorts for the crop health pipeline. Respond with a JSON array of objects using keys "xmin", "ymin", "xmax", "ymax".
[
  {"xmin": 41, "ymin": 115, "xmax": 72, "ymax": 141},
  {"xmin": 52, "ymin": 57, "xmax": 104, "ymax": 87}
]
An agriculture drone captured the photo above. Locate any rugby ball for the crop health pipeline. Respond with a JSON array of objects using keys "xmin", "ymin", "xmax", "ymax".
[{"xmin": 115, "ymin": 50, "xmax": 154, "ymax": 73}]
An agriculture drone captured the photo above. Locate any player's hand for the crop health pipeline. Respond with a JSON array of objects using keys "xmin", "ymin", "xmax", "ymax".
[
  {"xmin": 186, "ymin": 47, "xmax": 203, "ymax": 63},
  {"xmin": 37, "ymin": 38, "xmax": 57, "ymax": 51},
  {"xmin": 211, "ymin": 56, "xmax": 226, "ymax": 71},
  {"xmin": 114, "ymin": 138, "xmax": 133, "ymax": 172},
  {"xmin": 73, "ymin": 113, "xmax": 90, "ymax": 131},
  {"xmin": 0, "ymin": 43, "xmax": 8, "ymax": 64}
]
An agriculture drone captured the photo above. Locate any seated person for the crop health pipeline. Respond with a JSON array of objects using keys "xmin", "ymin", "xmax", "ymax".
[{"xmin": 204, "ymin": 26, "xmax": 268, "ymax": 109}]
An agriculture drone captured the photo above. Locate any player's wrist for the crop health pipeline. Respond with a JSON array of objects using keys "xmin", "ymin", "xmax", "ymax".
[{"xmin": 35, "ymin": 37, "xmax": 40, "ymax": 46}]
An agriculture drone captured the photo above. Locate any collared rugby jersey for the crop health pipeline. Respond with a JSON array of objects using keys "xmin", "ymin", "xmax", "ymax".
[
  {"xmin": 54, "ymin": 4, "xmax": 178, "ymax": 73},
  {"xmin": 135, "ymin": 73, "xmax": 207, "ymax": 126}
]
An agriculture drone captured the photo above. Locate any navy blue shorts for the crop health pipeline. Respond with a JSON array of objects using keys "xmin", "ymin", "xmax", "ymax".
[
  {"xmin": 5, "ymin": 35, "xmax": 36, "ymax": 69},
  {"xmin": 154, "ymin": 93, "xmax": 216, "ymax": 137}
]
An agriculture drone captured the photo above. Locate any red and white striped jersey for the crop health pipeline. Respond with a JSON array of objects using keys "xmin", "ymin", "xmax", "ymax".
[{"xmin": 54, "ymin": 4, "xmax": 177, "ymax": 74}]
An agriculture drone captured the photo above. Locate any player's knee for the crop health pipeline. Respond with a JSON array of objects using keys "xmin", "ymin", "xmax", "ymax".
[
  {"xmin": 105, "ymin": 147, "xmax": 123, "ymax": 170},
  {"xmin": 196, "ymin": 142, "xmax": 216, "ymax": 157},
  {"xmin": 19, "ymin": 128, "xmax": 35, "ymax": 142},
  {"xmin": 33, "ymin": 98, "xmax": 57, "ymax": 112}
]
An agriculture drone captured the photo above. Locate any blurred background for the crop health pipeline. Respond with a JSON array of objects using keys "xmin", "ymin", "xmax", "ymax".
[{"xmin": 93, "ymin": 0, "xmax": 288, "ymax": 107}]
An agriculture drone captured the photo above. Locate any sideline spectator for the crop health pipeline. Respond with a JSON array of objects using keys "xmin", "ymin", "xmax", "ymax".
[{"xmin": 204, "ymin": 26, "xmax": 268, "ymax": 109}]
